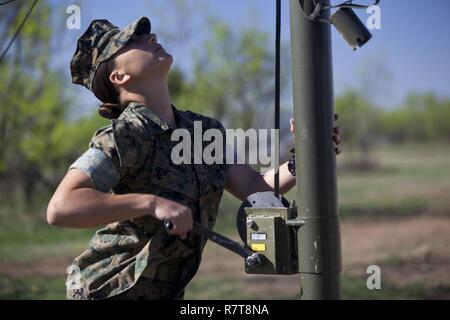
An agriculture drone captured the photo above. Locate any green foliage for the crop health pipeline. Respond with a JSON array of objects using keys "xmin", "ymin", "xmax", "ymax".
[
  {"xmin": 32, "ymin": 111, "xmax": 108, "ymax": 172},
  {"xmin": 334, "ymin": 88, "xmax": 382, "ymax": 168},
  {"xmin": 380, "ymin": 93, "xmax": 450, "ymax": 143},
  {"xmin": 0, "ymin": 0, "xmax": 65, "ymax": 174},
  {"xmin": 335, "ymin": 89, "xmax": 450, "ymax": 167},
  {"xmin": 0, "ymin": 1, "xmax": 108, "ymax": 211},
  {"xmin": 174, "ymin": 21, "xmax": 289, "ymax": 129},
  {"xmin": 335, "ymin": 88, "xmax": 382, "ymax": 146}
]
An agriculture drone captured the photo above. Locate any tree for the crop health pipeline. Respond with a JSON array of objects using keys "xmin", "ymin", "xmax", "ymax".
[
  {"xmin": 335, "ymin": 89, "xmax": 382, "ymax": 169},
  {"xmin": 380, "ymin": 92, "xmax": 450, "ymax": 143},
  {"xmin": 0, "ymin": 1, "xmax": 106, "ymax": 216},
  {"xmin": 175, "ymin": 20, "xmax": 290, "ymax": 128}
]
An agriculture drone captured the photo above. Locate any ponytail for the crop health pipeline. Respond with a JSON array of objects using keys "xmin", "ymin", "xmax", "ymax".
[{"xmin": 98, "ymin": 102, "xmax": 123, "ymax": 120}]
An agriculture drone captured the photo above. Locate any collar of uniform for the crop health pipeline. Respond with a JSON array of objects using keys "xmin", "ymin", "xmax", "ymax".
[{"xmin": 126, "ymin": 101, "xmax": 194, "ymax": 135}]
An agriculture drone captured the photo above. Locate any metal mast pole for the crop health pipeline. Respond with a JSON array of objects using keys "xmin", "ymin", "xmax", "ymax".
[{"xmin": 289, "ymin": 0, "xmax": 342, "ymax": 299}]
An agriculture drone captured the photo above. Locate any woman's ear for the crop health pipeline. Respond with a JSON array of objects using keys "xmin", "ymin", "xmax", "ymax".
[{"xmin": 109, "ymin": 69, "xmax": 131, "ymax": 86}]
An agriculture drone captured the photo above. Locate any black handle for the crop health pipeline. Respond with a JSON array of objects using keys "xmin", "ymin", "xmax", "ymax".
[
  {"xmin": 164, "ymin": 219, "xmax": 262, "ymax": 267},
  {"xmin": 163, "ymin": 219, "xmax": 173, "ymax": 231}
]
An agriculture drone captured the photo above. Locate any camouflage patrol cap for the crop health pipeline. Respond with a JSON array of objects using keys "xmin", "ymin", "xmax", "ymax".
[{"xmin": 70, "ymin": 16, "xmax": 151, "ymax": 91}]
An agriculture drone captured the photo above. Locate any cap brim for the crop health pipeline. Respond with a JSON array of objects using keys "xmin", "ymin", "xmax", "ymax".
[
  {"xmin": 130, "ymin": 16, "xmax": 151, "ymax": 35},
  {"xmin": 116, "ymin": 16, "xmax": 151, "ymax": 45},
  {"xmin": 91, "ymin": 17, "xmax": 151, "ymax": 88},
  {"xmin": 96, "ymin": 16, "xmax": 151, "ymax": 62}
]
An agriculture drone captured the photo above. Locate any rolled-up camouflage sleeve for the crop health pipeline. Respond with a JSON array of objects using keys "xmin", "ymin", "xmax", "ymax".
[
  {"xmin": 69, "ymin": 148, "xmax": 119, "ymax": 193},
  {"xmin": 68, "ymin": 122, "xmax": 143, "ymax": 192}
]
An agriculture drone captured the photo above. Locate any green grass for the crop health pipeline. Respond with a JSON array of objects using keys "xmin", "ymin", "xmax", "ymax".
[
  {"xmin": 185, "ymin": 276, "xmax": 259, "ymax": 300},
  {"xmin": 3, "ymin": 273, "xmax": 446, "ymax": 300},
  {"xmin": 185, "ymin": 274, "xmax": 450, "ymax": 300},
  {"xmin": 0, "ymin": 223, "xmax": 95, "ymax": 262},
  {"xmin": 342, "ymin": 274, "xmax": 450, "ymax": 300},
  {"xmin": 336, "ymin": 143, "xmax": 450, "ymax": 218},
  {"xmin": 0, "ymin": 274, "xmax": 66, "ymax": 300}
]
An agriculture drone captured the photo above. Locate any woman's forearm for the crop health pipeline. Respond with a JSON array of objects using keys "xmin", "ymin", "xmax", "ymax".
[
  {"xmin": 249, "ymin": 160, "xmax": 296, "ymax": 196},
  {"xmin": 47, "ymin": 188, "xmax": 156, "ymax": 229}
]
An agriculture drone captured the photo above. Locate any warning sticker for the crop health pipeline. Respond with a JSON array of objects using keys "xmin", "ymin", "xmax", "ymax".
[{"xmin": 251, "ymin": 243, "xmax": 266, "ymax": 252}]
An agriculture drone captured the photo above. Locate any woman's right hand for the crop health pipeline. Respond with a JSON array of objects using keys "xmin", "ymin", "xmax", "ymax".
[{"xmin": 153, "ymin": 197, "xmax": 193, "ymax": 239}]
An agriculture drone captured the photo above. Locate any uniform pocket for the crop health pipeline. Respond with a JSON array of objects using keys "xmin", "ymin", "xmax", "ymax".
[{"xmin": 141, "ymin": 230, "xmax": 197, "ymax": 280}]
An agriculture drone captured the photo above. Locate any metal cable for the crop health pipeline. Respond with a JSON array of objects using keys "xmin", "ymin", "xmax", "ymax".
[
  {"xmin": 0, "ymin": 0, "xmax": 39, "ymax": 64},
  {"xmin": 274, "ymin": 0, "xmax": 281, "ymax": 199},
  {"xmin": 0, "ymin": 0, "xmax": 18, "ymax": 6}
]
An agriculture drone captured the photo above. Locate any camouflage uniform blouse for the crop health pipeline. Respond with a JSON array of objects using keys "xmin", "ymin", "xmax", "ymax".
[{"xmin": 66, "ymin": 102, "xmax": 229, "ymax": 300}]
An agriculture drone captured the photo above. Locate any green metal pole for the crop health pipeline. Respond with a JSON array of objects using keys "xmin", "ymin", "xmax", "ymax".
[{"xmin": 289, "ymin": 0, "xmax": 342, "ymax": 299}]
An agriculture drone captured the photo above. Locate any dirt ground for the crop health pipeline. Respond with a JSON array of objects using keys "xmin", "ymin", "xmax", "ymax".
[
  {"xmin": 1, "ymin": 215, "xmax": 449, "ymax": 298},
  {"xmin": 341, "ymin": 215, "xmax": 450, "ymax": 287},
  {"xmin": 193, "ymin": 215, "xmax": 450, "ymax": 298}
]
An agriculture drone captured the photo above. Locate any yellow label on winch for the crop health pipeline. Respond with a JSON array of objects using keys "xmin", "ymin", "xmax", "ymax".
[{"xmin": 251, "ymin": 243, "xmax": 266, "ymax": 252}]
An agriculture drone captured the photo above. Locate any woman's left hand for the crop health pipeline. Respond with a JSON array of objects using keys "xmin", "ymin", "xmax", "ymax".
[{"xmin": 290, "ymin": 113, "xmax": 342, "ymax": 155}]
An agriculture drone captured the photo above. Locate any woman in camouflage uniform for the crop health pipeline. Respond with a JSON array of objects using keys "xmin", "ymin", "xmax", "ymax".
[{"xmin": 47, "ymin": 17, "xmax": 341, "ymax": 300}]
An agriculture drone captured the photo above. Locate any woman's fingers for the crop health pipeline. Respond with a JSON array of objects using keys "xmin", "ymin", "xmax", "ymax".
[
  {"xmin": 334, "ymin": 147, "xmax": 341, "ymax": 155},
  {"xmin": 333, "ymin": 114, "xmax": 341, "ymax": 155},
  {"xmin": 291, "ymin": 115, "xmax": 342, "ymax": 155},
  {"xmin": 333, "ymin": 134, "xmax": 341, "ymax": 145}
]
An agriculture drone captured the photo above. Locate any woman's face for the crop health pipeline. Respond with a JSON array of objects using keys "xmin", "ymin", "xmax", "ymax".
[{"xmin": 113, "ymin": 33, "xmax": 173, "ymax": 82}]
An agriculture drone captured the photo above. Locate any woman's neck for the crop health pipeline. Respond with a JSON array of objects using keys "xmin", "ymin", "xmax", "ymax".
[{"xmin": 122, "ymin": 79, "xmax": 177, "ymax": 128}]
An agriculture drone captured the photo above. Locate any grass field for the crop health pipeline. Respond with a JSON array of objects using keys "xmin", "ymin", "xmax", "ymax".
[{"xmin": 1, "ymin": 143, "xmax": 449, "ymax": 299}]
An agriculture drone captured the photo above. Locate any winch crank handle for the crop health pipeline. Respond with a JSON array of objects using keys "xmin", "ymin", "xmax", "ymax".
[{"xmin": 163, "ymin": 219, "xmax": 263, "ymax": 267}]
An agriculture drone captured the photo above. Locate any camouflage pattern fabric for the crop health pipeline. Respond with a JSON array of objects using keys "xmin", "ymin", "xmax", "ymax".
[
  {"xmin": 68, "ymin": 148, "xmax": 120, "ymax": 192},
  {"xmin": 70, "ymin": 17, "xmax": 151, "ymax": 91},
  {"xmin": 66, "ymin": 102, "xmax": 230, "ymax": 300}
]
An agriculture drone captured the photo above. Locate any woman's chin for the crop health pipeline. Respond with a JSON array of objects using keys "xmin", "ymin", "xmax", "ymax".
[
  {"xmin": 160, "ymin": 54, "xmax": 173, "ymax": 68},
  {"xmin": 161, "ymin": 51, "xmax": 173, "ymax": 61}
]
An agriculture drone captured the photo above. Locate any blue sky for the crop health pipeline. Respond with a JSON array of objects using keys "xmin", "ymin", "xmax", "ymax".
[{"xmin": 48, "ymin": 0, "xmax": 450, "ymax": 116}]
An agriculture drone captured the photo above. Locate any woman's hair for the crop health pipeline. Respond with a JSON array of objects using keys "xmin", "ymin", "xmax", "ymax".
[{"xmin": 91, "ymin": 59, "xmax": 124, "ymax": 120}]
